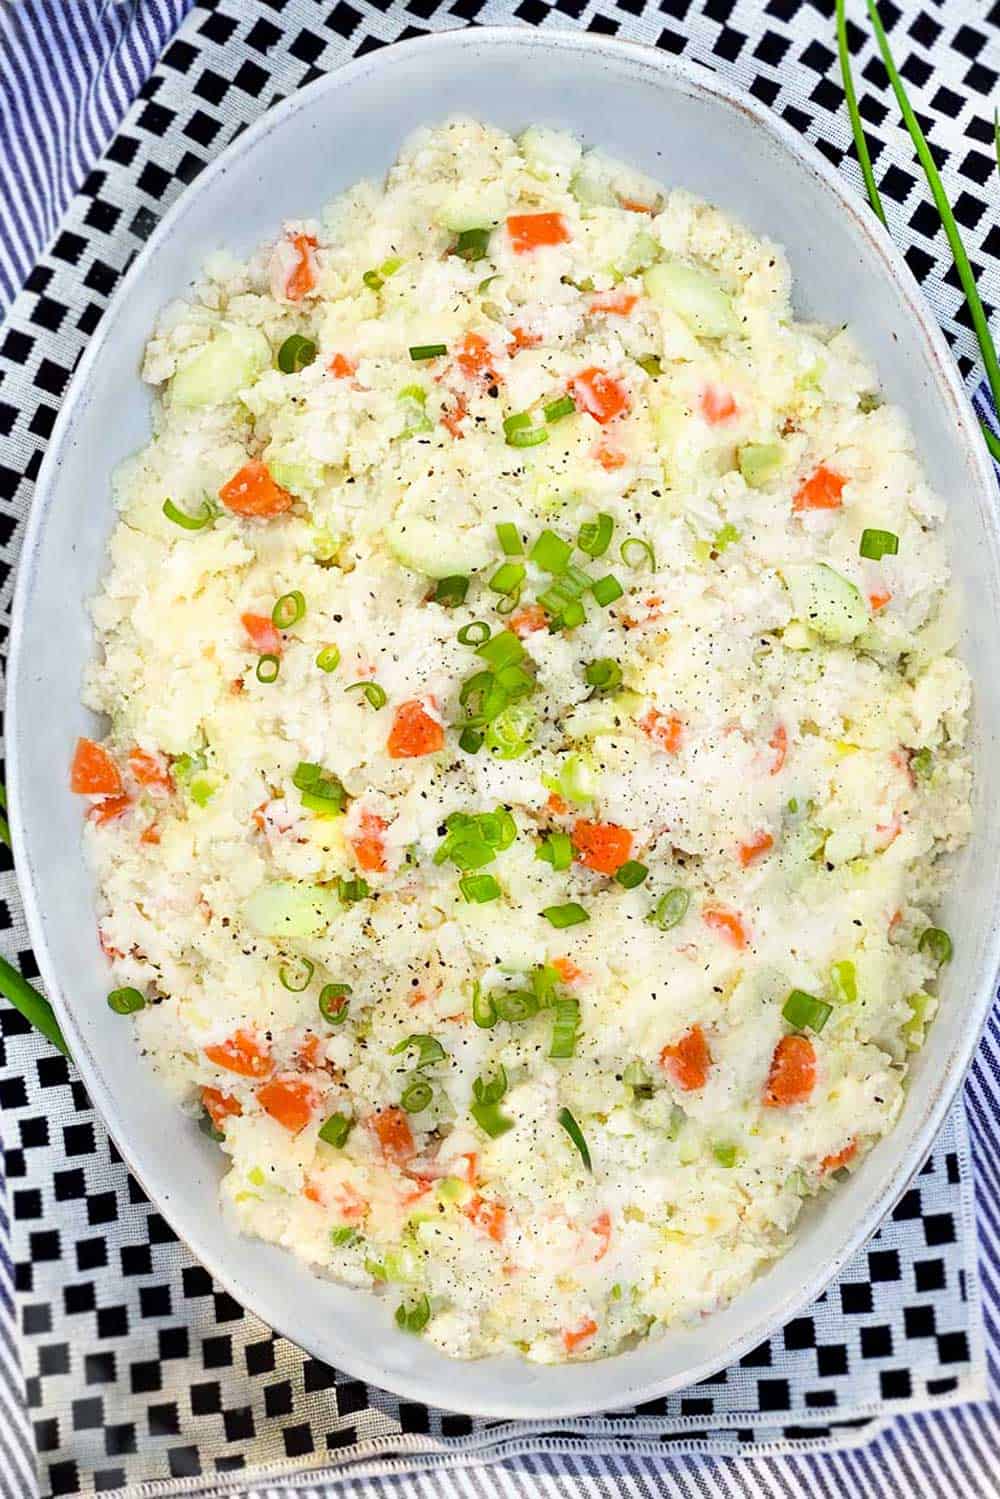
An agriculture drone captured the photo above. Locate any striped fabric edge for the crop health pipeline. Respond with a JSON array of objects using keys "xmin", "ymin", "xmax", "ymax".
[
  {"xmin": 0, "ymin": 1190, "xmax": 38, "ymax": 1499},
  {"xmin": 0, "ymin": 0, "xmax": 192, "ymax": 309}
]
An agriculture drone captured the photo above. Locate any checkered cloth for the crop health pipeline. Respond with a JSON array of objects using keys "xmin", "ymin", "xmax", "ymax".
[{"xmin": 0, "ymin": 2, "xmax": 998, "ymax": 1497}]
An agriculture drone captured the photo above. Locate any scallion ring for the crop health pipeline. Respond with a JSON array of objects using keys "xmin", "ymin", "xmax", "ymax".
[
  {"xmin": 434, "ymin": 574, "xmax": 469, "ymax": 608},
  {"xmin": 401, "ymin": 1075, "xmax": 433, "ymax": 1113},
  {"xmin": 585, "ymin": 658, "xmax": 622, "ymax": 692},
  {"xmin": 620, "ymin": 537, "xmax": 656, "ymax": 571},
  {"xmin": 390, "ymin": 1033, "xmax": 447, "ymax": 1067},
  {"xmin": 919, "ymin": 927, "xmax": 953, "ymax": 966},
  {"xmin": 319, "ymin": 983, "xmax": 351, "ymax": 1025},
  {"xmin": 278, "ymin": 956, "xmax": 314, "ymax": 993},
  {"xmin": 316, "ymin": 643, "xmax": 341, "ymax": 673},
  {"xmin": 395, "ymin": 1293, "xmax": 431, "ymax": 1333},
  {"xmin": 272, "ymin": 590, "xmax": 306, "ymax": 629},
  {"xmin": 277, "ymin": 333, "xmax": 317, "ymax": 373},
  {"xmin": 650, "ymin": 887, "xmax": 689, "ymax": 930},
  {"xmin": 472, "ymin": 982, "xmax": 498, "ymax": 1029},
  {"xmin": 577, "ymin": 512, "xmax": 614, "ymax": 558},
  {"xmin": 163, "ymin": 497, "xmax": 215, "ymax": 531},
  {"xmin": 495, "ymin": 990, "xmax": 539, "ymax": 1023},
  {"xmin": 107, "ymin": 987, "xmax": 146, "ymax": 1015},
  {"xmin": 256, "ymin": 654, "xmax": 280, "ymax": 684},
  {"xmin": 348, "ymin": 681, "xmax": 387, "ymax": 709},
  {"xmin": 458, "ymin": 621, "xmax": 491, "ymax": 647}
]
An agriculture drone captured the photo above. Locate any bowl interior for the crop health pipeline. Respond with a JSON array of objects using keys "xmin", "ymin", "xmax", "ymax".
[{"xmin": 9, "ymin": 29, "xmax": 1000, "ymax": 1418}]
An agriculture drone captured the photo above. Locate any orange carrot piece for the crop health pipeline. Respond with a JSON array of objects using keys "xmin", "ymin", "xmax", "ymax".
[
  {"xmin": 202, "ymin": 1086, "xmax": 242, "ymax": 1130},
  {"xmin": 569, "ymin": 366, "xmax": 630, "ymax": 425},
  {"xmin": 297, "ymin": 1033, "xmax": 321, "ymax": 1068},
  {"xmin": 71, "ymin": 737, "xmax": 123, "ymax": 796},
  {"xmin": 507, "ymin": 212, "xmax": 570, "ymax": 252},
  {"xmin": 793, "ymin": 465, "xmax": 845, "ymax": 513},
  {"xmin": 455, "ymin": 332, "xmax": 494, "ymax": 381},
  {"xmin": 219, "ymin": 460, "xmax": 294, "ymax": 518},
  {"xmin": 594, "ymin": 440, "xmax": 627, "ymax": 470},
  {"xmin": 285, "ymin": 232, "xmax": 317, "ymax": 302},
  {"xmin": 387, "ymin": 700, "xmax": 444, "ymax": 759},
  {"xmin": 619, "ymin": 195, "xmax": 656, "ymax": 214},
  {"xmin": 590, "ymin": 1210, "xmax": 612, "ymax": 1261},
  {"xmin": 258, "ymin": 1076, "xmax": 315, "ymax": 1133},
  {"xmin": 821, "ymin": 1138, "xmax": 858, "ymax": 1173},
  {"xmin": 87, "ymin": 795, "xmax": 131, "ymax": 826},
  {"xmin": 546, "ymin": 792, "xmax": 568, "ymax": 816},
  {"xmin": 463, "ymin": 1195, "xmax": 507, "ymax": 1242},
  {"xmin": 128, "ymin": 747, "xmax": 174, "ymax": 794},
  {"xmin": 764, "ymin": 1034, "xmax": 816, "ymax": 1107},
  {"xmin": 241, "ymin": 612, "xmax": 283, "ymax": 656},
  {"xmin": 739, "ymin": 830, "xmax": 774, "ymax": 867},
  {"xmin": 869, "ymin": 588, "xmax": 892, "ymax": 612},
  {"xmin": 509, "ymin": 324, "xmax": 541, "ymax": 352},
  {"xmin": 509, "ymin": 604, "xmax": 548, "ymax": 638},
  {"xmin": 571, "ymin": 819, "xmax": 633, "ymax": 876},
  {"xmin": 562, "ymin": 1317, "xmax": 598, "ymax": 1354},
  {"xmin": 441, "ymin": 395, "xmax": 468, "ymax": 438},
  {"xmin": 769, "ymin": 723, "xmax": 788, "ymax": 776},
  {"xmin": 204, "ymin": 1029, "xmax": 273, "ymax": 1080},
  {"xmin": 328, "ymin": 352, "xmax": 357, "ymax": 378},
  {"xmin": 703, "ymin": 905, "xmax": 748, "ymax": 950},
  {"xmin": 640, "ymin": 709, "xmax": 683, "ymax": 754},
  {"xmin": 350, "ymin": 811, "xmax": 388, "ymax": 873},
  {"xmin": 700, "ymin": 386, "xmax": 737, "ymax": 424},
  {"xmin": 552, "ymin": 956, "xmax": 583, "ymax": 984},
  {"xmin": 371, "ymin": 1107, "xmax": 416, "ymax": 1165},
  {"xmin": 589, "ymin": 289, "xmax": 638, "ymax": 316},
  {"xmin": 660, "ymin": 1023, "xmax": 711, "ymax": 1091}
]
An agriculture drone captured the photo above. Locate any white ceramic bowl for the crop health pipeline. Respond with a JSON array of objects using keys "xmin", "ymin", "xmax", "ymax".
[{"xmin": 8, "ymin": 28, "xmax": 1000, "ymax": 1418}]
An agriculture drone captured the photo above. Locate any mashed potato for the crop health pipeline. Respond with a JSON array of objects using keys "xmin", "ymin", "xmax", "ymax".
[{"xmin": 72, "ymin": 120, "xmax": 971, "ymax": 1363}]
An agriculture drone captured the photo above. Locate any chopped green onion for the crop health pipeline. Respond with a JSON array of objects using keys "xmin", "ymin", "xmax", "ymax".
[
  {"xmin": 476, "ymin": 629, "xmax": 524, "ymax": 670},
  {"xmin": 319, "ymin": 983, "xmax": 351, "ymax": 1025},
  {"xmin": 107, "ymin": 987, "xmax": 145, "ymax": 1015},
  {"xmin": 496, "ymin": 522, "xmax": 523, "ymax": 556},
  {"xmin": 348, "ymin": 681, "xmax": 387, "ymax": 709},
  {"xmin": 554, "ymin": 599, "xmax": 586, "ymax": 632},
  {"xmin": 277, "ymin": 334, "xmax": 317, "ymax": 373},
  {"xmin": 530, "ymin": 529, "xmax": 573, "ymax": 573},
  {"xmin": 474, "ymin": 1067, "xmax": 508, "ymax": 1105},
  {"xmin": 330, "ymin": 1226, "xmax": 359, "ymax": 1247},
  {"xmin": 458, "ymin": 621, "xmax": 491, "ymax": 647},
  {"xmin": 401, "ymin": 1075, "xmax": 433, "ymax": 1113},
  {"xmin": 637, "ymin": 354, "xmax": 662, "ymax": 376},
  {"xmin": 543, "ymin": 395, "xmax": 576, "ymax": 422},
  {"xmin": 615, "ymin": 860, "xmax": 648, "ymax": 890},
  {"xmin": 272, "ymin": 590, "xmax": 306, "ymax": 629},
  {"xmin": 318, "ymin": 1112, "xmax": 353, "ymax": 1148},
  {"xmin": 620, "ymin": 537, "xmax": 656, "ymax": 571},
  {"xmin": 278, "ymin": 957, "xmax": 314, "ymax": 992},
  {"xmin": 409, "ymin": 343, "xmax": 448, "ymax": 361},
  {"xmin": 859, "ymin": 528, "xmax": 899, "ymax": 560},
  {"xmin": 292, "ymin": 762, "xmax": 347, "ymax": 813},
  {"xmin": 835, "ymin": 0, "xmax": 887, "ymax": 226},
  {"xmin": 531, "ymin": 964, "xmax": 560, "ymax": 1004},
  {"xmin": 782, "ymin": 988, "xmax": 833, "ymax": 1034},
  {"xmin": 471, "ymin": 982, "xmax": 498, "ymax": 1029},
  {"xmin": 536, "ymin": 832, "xmax": 573, "ymax": 872},
  {"xmin": 557, "ymin": 1106, "xmax": 591, "ymax": 1170},
  {"xmin": 651, "ymin": 887, "xmax": 689, "ymax": 930},
  {"xmin": 919, "ymin": 927, "xmax": 953, "ymax": 966},
  {"xmin": 391, "ymin": 1033, "xmax": 446, "ymax": 1067},
  {"xmin": 470, "ymin": 1100, "xmax": 514, "ymax": 1137},
  {"xmin": 506, "ymin": 425, "xmax": 548, "ymax": 449},
  {"xmin": 585, "ymin": 658, "xmax": 622, "ymax": 692},
  {"xmin": 459, "ymin": 727, "xmax": 483, "ymax": 755},
  {"xmin": 489, "ymin": 561, "xmax": 526, "ymax": 597},
  {"xmin": 395, "ymin": 1294, "xmax": 431, "ymax": 1333},
  {"xmin": 460, "ymin": 873, "xmax": 501, "ymax": 904},
  {"xmin": 712, "ymin": 1141, "xmax": 738, "ymax": 1169},
  {"xmin": 591, "ymin": 574, "xmax": 624, "ymax": 607},
  {"xmin": 452, "ymin": 226, "xmax": 492, "ymax": 261},
  {"xmin": 495, "ymin": 990, "xmax": 539, "ymax": 1023},
  {"xmin": 550, "ymin": 997, "xmax": 580, "ymax": 1058},
  {"xmin": 316, "ymin": 643, "xmax": 341, "ymax": 673},
  {"xmin": 577, "ymin": 512, "xmax": 614, "ymax": 558},
  {"xmin": 363, "ymin": 268, "xmax": 384, "ymax": 291},
  {"xmin": 337, "ymin": 876, "xmax": 369, "ymax": 904},
  {"xmin": 162, "ymin": 497, "xmax": 214, "ymax": 531},
  {"xmin": 256, "ymin": 654, "xmax": 280, "ymax": 684},
  {"xmin": 496, "ymin": 662, "xmax": 534, "ymax": 700},
  {"xmin": 858, "ymin": 391, "xmax": 882, "ymax": 414},
  {"xmin": 434, "ymin": 574, "xmax": 469, "ymax": 608},
  {"xmin": 910, "ymin": 747, "xmax": 933, "ymax": 779},
  {"xmin": 829, "ymin": 960, "xmax": 858, "ymax": 1005},
  {"xmin": 459, "ymin": 670, "xmax": 508, "ymax": 729},
  {"xmin": 485, "ymin": 703, "xmax": 535, "ymax": 759}
]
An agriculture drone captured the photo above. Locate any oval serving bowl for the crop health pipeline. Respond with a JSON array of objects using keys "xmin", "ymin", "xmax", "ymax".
[{"xmin": 8, "ymin": 28, "xmax": 1000, "ymax": 1418}]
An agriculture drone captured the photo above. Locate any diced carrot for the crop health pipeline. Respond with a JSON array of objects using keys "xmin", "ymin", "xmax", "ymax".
[
  {"xmin": 463, "ymin": 1195, "xmax": 507, "ymax": 1242},
  {"xmin": 739, "ymin": 830, "xmax": 774, "ymax": 867},
  {"xmin": 552, "ymin": 956, "xmax": 582, "ymax": 984},
  {"xmin": 460, "ymin": 1151, "xmax": 479, "ymax": 1185},
  {"xmin": 569, "ymin": 366, "xmax": 630, "ymax": 426},
  {"xmin": 350, "ymin": 810, "xmax": 388, "ymax": 873},
  {"xmin": 297, "ymin": 1033, "xmax": 321, "ymax": 1068},
  {"xmin": 219, "ymin": 460, "xmax": 294, "ymax": 518},
  {"xmin": 128, "ymin": 747, "xmax": 174, "ymax": 794},
  {"xmin": 571, "ymin": 819, "xmax": 633, "ymax": 876},
  {"xmin": 821, "ymin": 1138, "xmax": 858, "ymax": 1173},
  {"xmin": 869, "ymin": 589, "xmax": 892, "ymax": 613},
  {"xmin": 87, "ymin": 795, "xmax": 131, "ymax": 826},
  {"xmin": 589, "ymin": 289, "xmax": 638, "ymax": 316},
  {"xmin": 303, "ymin": 1180, "xmax": 324, "ymax": 1205},
  {"xmin": 371, "ymin": 1107, "xmax": 415, "ymax": 1165},
  {"xmin": 507, "ymin": 212, "xmax": 570, "ymax": 253},
  {"xmin": 455, "ymin": 332, "xmax": 495, "ymax": 381},
  {"xmin": 764, "ymin": 1033, "xmax": 816, "ymax": 1107},
  {"xmin": 140, "ymin": 823, "xmax": 161, "ymax": 845},
  {"xmin": 619, "ymin": 195, "xmax": 656, "ymax": 214},
  {"xmin": 660, "ymin": 1023, "xmax": 711, "ymax": 1091},
  {"xmin": 99, "ymin": 926, "xmax": 124, "ymax": 961},
  {"xmin": 252, "ymin": 802, "xmax": 269, "ymax": 832},
  {"xmin": 230, "ymin": 677, "xmax": 245, "ymax": 695},
  {"xmin": 71, "ymin": 737, "xmax": 123, "ymax": 796},
  {"xmin": 589, "ymin": 1210, "xmax": 612, "ymax": 1261},
  {"xmin": 387, "ymin": 700, "xmax": 444, "ymax": 759},
  {"xmin": 640, "ymin": 709, "xmax": 683, "ymax": 754},
  {"xmin": 509, "ymin": 604, "xmax": 548, "ymax": 638},
  {"xmin": 546, "ymin": 792, "xmax": 568, "ymax": 816},
  {"xmin": 700, "ymin": 386, "xmax": 737, "ymax": 424},
  {"xmin": 258, "ymin": 1076, "xmax": 315, "ymax": 1133},
  {"xmin": 202, "ymin": 1086, "xmax": 242, "ymax": 1130},
  {"xmin": 332, "ymin": 1182, "xmax": 368, "ymax": 1222},
  {"xmin": 204, "ymin": 1029, "xmax": 273, "ymax": 1080},
  {"xmin": 702, "ymin": 905, "xmax": 748, "ymax": 950},
  {"xmin": 241, "ymin": 612, "xmax": 283, "ymax": 656},
  {"xmin": 793, "ymin": 465, "xmax": 845, "ymax": 513},
  {"xmin": 509, "ymin": 324, "xmax": 541, "ymax": 352},
  {"xmin": 441, "ymin": 395, "xmax": 467, "ymax": 438},
  {"xmin": 286, "ymin": 232, "xmax": 317, "ymax": 302},
  {"xmin": 594, "ymin": 440, "xmax": 627, "ymax": 470},
  {"xmin": 328, "ymin": 353, "xmax": 357, "ymax": 378},
  {"xmin": 769, "ymin": 723, "xmax": 788, "ymax": 776},
  {"xmin": 875, "ymin": 816, "xmax": 901, "ymax": 851},
  {"xmin": 562, "ymin": 1317, "xmax": 598, "ymax": 1354}
]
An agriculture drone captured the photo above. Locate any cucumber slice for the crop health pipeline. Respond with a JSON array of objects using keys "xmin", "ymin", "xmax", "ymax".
[
  {"xmin": 438, "ymin": 182, "xmax": 507, "ymax": 234},
  {"xmin": 385, "ymin": 517, "xmax": 493, "ymax": 580},
  {"xmin": 739, "ymin": 442, "xmax": 784, "ymax": 487},
  {"xmin": 171, "ymin": 326, "xmax": 271, "ymax": 407},
  {"xmin": 783, "ymin": 563, "xmax": 868, "ymax": 645},
  {"xmin": 644, "ymin": 261, "xmax": 737, "ymax": 339},
  {"xmin": 243, "ymin": 880, "xmax": 341, "ymax": 939}
]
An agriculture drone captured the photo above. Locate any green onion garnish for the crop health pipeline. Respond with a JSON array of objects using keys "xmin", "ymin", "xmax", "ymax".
[
  {"xmin": 585, "ymin": 658, "xmax": 623, "ymax": 692},
  {"xmin": 712, "ymin": 1141, "xmax": 738, "ymax": 1169},
  {"xmin": 162, "ymin": 497, "xmax": 215, "ymax": 531},
  {"xmin": 782, "ymin": 989, "xmax": 833, "ymax": 1034},
  {"xmin": 318, "ymin": 1112, "xmax": 353, "ymax": 1148},
  {"xmin": 557, "ymin": 1106, "xmax": 591, "ymax": 1170},
  {"xmin": 395, "ymin": 1294, "xmax": 431, "ymax": 1333},
  {"xmin": 471, "ymin": 1068, "xmax": 514, "ymax": 1136},
  {"xmin": 536, "ymin": 832, "xmax": 573, "ymax": 872},
  {"xmin": 829, "ymin": 960, "xmax": 858, "ymax": 1005},
  {"xmin": 292, "ymin": 762, "xmax": 347, "ymax": 813},
  {"xmin": 459, "ymin": 873, "xmax": 501, "ymax": 903},
  {"xmin": 489, "ymin": 561, "xmax": 526, "ymax": 597},
  {"xmin": 472, "ymin": 983, "xmax": 498, "ymax": 1029},
  {"xmin": 337, "ymin": 876, "xmax": 370, "ymax": 904},
  {"xmin": 401, "ymin": 1075, "xmax": 433, "ymax": 1113},
  {"xmin": 459, "ymin": 670, "xmax": 508, "ymax": 729},
  {"xmin": 530, "ymin": 529, "xmax": 572, "ymax": 573},
  {"xmin": 330, "ymin": 1226, "xmax": 359, "ymax": 1247},
  {"xmin": 615, "ymin": 861, "xmax": 648, "ymax": 890},
  {"xmin": 578, "ymin": 512, "xmax": 614, "ymax": 558},
  {"xmin": 476, "ymin": 629, "xmax": 524, "ymax": 670},
  {"xmin": 319, "ymin": 983, "xmax": 351, "ymax": 1024},
  {"xmin": 485, "ymin": 704, "xmax": 535, "ymax": 759},
  {"xmin": 272, "ymin": 590, "xmax": 306, "ymax": 629},
  {"xmin": 316, "ymin": 643, "xmax": 341, "ymax": 673},
  {"xmin": 496, "ymin": 522, "xmax": 523, "ymax": 556},
  {"xmin": 277, "ymin": 334, "xmax": 317, "ymax": 373},
  {"xmin": 363, "ymin": 268, "xmax": 383, "ymax": 291},
  {"xmin": 458, "ymin": 621, "xmax": 491, "ymax": 647},
  {"xmin": 409, "ymin": 343, "xmax": 448, "ymax": 361},
  {"xmin": 107, "ymin": 987, "xmax": 145, "ymax": 1015},
  {"xmin": 620, "ymin": 537, "xmax": 655, "ymax": 571},
  {"xmin": 531, "ymin": 964, "xmax": 560, "ymax": 1004},
  {"xmin": 256, "ymin": 654, "xmax": 280, "ymax": 684},
  {"xmin": 591, "ymin": 575, "xmax": 624, "ymax": 607},
  {"xmin": 919, "ymin": 927, "xmax": 953, "ymax": 966},
  {"xmin": 650, "ymin": 888, "xmax": 689, "ymax": 930},
  {"xmin": 459, "ymin": 727, "xmax": 483, "ymax": 755},
  {"xmin": 0, "ymin": 956, "xmax": 68, "ymax": 1056},
  {"xmin": 391, "ymin": 1033, "xmax": 446, "ymax": 1067},
  {"xmin": 549, "ymin": 997, "xmax": 580, "ymax": 1058},
  {"xmin": 835, "ymin": 0, "xmax": 886, "ymax": 226},
  {"xmin": 496, "ymin": 662, "xmax": 534, "ymax": 700},
  {"xmin": 506, "ymin": 424, "xmax": 547, "ymax": 449},
  {"xmin": 348, "ymin": 681, "xmax": 387, "ymax": 709},
  {"xmin": 543, "ymin": 395, "xmax": 576, "ymax": 423},
  {"xmin": 452, "ymin": 227, "xmax": 492, "ymax": 262},
  {"xmin": 637, "ymin": 354, "xmax": 662, "ymax": 377},
  {"xmin": 474, "ymin": 1067, "xmax": 508, "ymax": 1105},
  {"xmin": 859, "ymin": 528, "xmax": 899, "ymax": 560},
  {"xmin": 910, "ymin": 747, "xmax": 933, "ymax": 779},
  {"xmin": 556, "ymin": 600, "xmax": 586, "ymax": 632},
  {"xmin": 495, "ymin": 990, "xmax": 539, "ymax": 1023},
  {"xmin": 433, "ymin": 574, "xmax": 469, "ymax": 608},
  {"xmin": 278, "ymin": 957, "xmax": 314, "ymax": 993}
]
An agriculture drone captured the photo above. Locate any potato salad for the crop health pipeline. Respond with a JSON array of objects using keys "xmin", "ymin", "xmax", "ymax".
[{"xmin": 73, "ymin": 120, "xmax": 971, "ymax": 1363}]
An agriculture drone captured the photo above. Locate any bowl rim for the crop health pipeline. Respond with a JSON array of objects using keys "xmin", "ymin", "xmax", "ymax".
[{"xmin": 7, "ymin": 24, "xmax": 1000, "ymax": 1419}]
